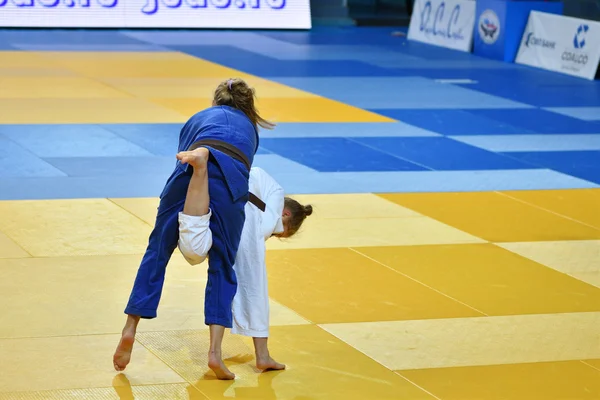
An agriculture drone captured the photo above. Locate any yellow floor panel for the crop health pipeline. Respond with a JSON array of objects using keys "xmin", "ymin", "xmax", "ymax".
[
  {"xmin": 137, "ymin": 325, "xmax": 435, "ymax": 400},
  {"xmin": 0, "ymin": 335, "xmax": 184, "ymax": 393},
  {"xmin": 99, "ymin": 77, "xmax": 318, "ymax": 99},
  {"xmin": 0, "ymin": 383, "xmax": 209, "ymax": 400},
  {"xmin": 0, "ymin": 199, "xmax": 152, "ymax": 257},
  {"xmin": 380, "ymin": 192, "xmax": 600, "ymax": 242},
  {"xmin": 356, "ymin": 243, "xmax": 600, "ymax": 315},
  {"xmin": 0, "ymin": 231, "xmax": 29, "ymax": 259},
  {"xmin": 584, "ymin": 359, "xmax": 600, "ymax": 370},
  {"xmin": 266, "ymin": 247, "xmax": 483, "ymax": 323},
  {"xmin": 39, "ymin": 51, "xmax": 248, "ymax": 79},
  {"xmin": 266, "ymin": 215, "xmax": 483, "ymax": 250},
  {"xmin": 285, "ymin": 193, "xmax": 422, "ymax": 219},
  {"xmin": 0, "ymin": 77, "xmax": 132, "ymax": 99},
  {"xmin": 150, "ymin": 96, "xmax": 394, "ymax": 123},
  {"xmin": 0, "ymin": 67, "xmax": 77, "ymax": 77},
  {"xmin": 0, "ymin": 98, "xmax": 187, "ymax": 124},
  {"xmin": 399, "ymin": 360, "xmax": 600, "ymax": 400},
  {"xmin": 0, "ymin": 51, "xmax": 61, "ymax": 68},
  {"xmin": 321, "ymin": 312, "xmax": 600, "ymax": 371},
  {"xmin": 500, "ymin": 240, "xmax": 600, "ymax": 288},
  {"xmin": 109, "ymin": 197, "xmax": 160, "ymax": 226},
  {"xmin": 256, "ymin": 97, "xmax": 395, "ymax": 123},
  {"xmin": 502, "ymin": 189, "xmax": 600, "ymax": 229},
  {"xmin": 0, "ymin": 253, "xmax": 307, "ymax": 339}
]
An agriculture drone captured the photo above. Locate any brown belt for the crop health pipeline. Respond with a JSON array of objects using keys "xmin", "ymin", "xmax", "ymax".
[{"xmin": 189, "ymin": 139, "xmax": 266, "ymax": 212}]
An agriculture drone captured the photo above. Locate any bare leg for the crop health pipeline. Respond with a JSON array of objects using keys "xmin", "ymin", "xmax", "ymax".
[
  {"xmin": 254, "ymin": 337, "xmax": 285, "ymax": 371},
  {"xmin": 208, "ymin": 324, "xmax": 235, "ymax": 380},
  {"xmin": 179, "ymin": 148, "xmax": 210, "ymax": 217},
  {"xmin": 177, "ymin": 148, "xmax": 233, "ymax": 380},
  {"xmin": 113, "ymin": 314, "xmax": 140, "ymax": 371}
]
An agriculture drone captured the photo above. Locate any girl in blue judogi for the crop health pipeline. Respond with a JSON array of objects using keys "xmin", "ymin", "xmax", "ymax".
[{"xmin": 113, "ymin": 79, "xmax": 273, "ymax": 380}]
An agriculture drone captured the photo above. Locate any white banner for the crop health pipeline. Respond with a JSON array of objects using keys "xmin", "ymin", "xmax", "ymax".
[
  {"xmin": 516, "ymin": 11, "xmax": 600, "ymax": 80},
  {"xmin": 408, "ymin": 0, "xmax": 476, "ymax": 52},
  {"xmin": 0, "ymin": 0, "xmax": 311, "ymax": 29}
]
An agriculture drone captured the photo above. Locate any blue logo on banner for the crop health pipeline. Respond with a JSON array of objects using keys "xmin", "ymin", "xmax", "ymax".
[
  {"xmin": 419, "ymin": 1, "xmax": 464, "ymax": 40},
  {"xmin": 573, "ymin": 24, "xmax": 588, "ymax": 49}
]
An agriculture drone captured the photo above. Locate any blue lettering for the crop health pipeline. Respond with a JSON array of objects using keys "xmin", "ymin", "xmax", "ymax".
[
  {"xmin": 211, "ymin": 0, "xmax": 230, "ymax": 7},
  {"xmin": 432, "ymin": 2, "xmax": 444, "ymax": 35},
  {"xmin": 162, "ymin": 0, "xmax": 181, "ymax": 7},
  {"xmin": 420, "ymin": 1, "xmax": 463, "ymax": 39},
  {"xmin": 141, "ymin": 0, "xmax": 157, "ymax": 14},
  {"xmin": 248, "ymin": 0, "xmax": 258, "ymax": 7},
  {"xmin": 11, "ymin": 0, "xmax": 34, "ymax": 6},
  {"xmin": 447, "ymin": 5, "xmax": 460, "ymax": 39},
  {"xmin": 0, "ymin": 0, "xmax": 107, "ymax": 6},
  {"xmin": 266, "ymin": 0, "xmax": 284, "ymax": 8},
  {"xmin": 420, "ymin": 1, "xmax": 431, "ymax": 32},
  {"xmin": 186, "ymin": 0, "xmax": 207, "ymax": 7}
]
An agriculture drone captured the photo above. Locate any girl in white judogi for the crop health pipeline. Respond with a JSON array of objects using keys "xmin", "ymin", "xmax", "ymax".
[{"xmin": 176, "ymin": 148, "xmax": 312, "ymax": 374}]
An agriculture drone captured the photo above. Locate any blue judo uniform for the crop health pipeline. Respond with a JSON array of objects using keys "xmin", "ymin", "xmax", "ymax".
[{"xmin": 125, "ymin": 105, "xmax": 258, "ymax": 328}]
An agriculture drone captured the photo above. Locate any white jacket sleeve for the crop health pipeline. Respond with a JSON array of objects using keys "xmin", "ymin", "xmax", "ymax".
[
  {"xmin": 178, "ymin": 210, "xmax": 213, "ymax": 265},
  {"xmin": 251, "ymin": 168, "xmax": 285, "ymax": 240}
]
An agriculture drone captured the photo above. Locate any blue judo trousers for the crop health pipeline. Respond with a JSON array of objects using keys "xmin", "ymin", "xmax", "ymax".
[{"xmin": 125, "ymin": 105, "xmax": 259, "ymax": 328}]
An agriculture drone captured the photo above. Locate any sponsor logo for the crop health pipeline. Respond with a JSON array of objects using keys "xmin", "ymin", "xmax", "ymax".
[
  {"xmin": 573, "ymin": 24, "xmax": 588, "ymax": 49},
  {"xmin": 419, "ymin": 1, "xmax": 465, "ymax": 40},
  {"xmin": 523, "ymin": 32, "xmax": 556, "ymax": 49},
  {"xmin": 478, "ymin": 9, "xmax": 499, "ymax": 44},
  {"xmin": 561, "ymin": 25, "xmax": 591, "ymax": 69}
]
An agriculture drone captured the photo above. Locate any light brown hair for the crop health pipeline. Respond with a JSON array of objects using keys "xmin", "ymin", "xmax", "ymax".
[
  {"xmin": 213, "ymin": 78, "xmax": 275, "ymax": 130},
  {"xmin": 284, "ymin": 197, "xmax": 313, "ymax": 238}
]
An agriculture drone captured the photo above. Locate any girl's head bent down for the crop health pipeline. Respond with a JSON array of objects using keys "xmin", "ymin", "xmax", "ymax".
[
  {"xmin": 213, "ymin": 78, "xmax": 275, "ymax": 130},
  {"xmin": 277, "ymin": 197, "xmax": 313, "ymax": 239}
]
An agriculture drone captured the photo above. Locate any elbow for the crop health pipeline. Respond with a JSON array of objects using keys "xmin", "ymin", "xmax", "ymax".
[{"xmin": 178, "ymin": 241, "xmax": 208, "ymax": 266}]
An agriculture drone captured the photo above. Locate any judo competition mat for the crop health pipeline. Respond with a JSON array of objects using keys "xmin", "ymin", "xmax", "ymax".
[{"xmin": 1, "ymin": 27, "xmax": 600, "ymax": 400}]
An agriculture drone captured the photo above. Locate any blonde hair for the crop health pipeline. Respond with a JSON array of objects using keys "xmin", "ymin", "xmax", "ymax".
[{"xmin": 213, "ymin": 78, "xmax": 275, "ymax": 130}]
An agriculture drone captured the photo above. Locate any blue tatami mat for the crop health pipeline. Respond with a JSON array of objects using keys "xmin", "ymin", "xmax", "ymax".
[{"xmin": 1, "ymin": 27, "xmax": 599, "ymax": 199}]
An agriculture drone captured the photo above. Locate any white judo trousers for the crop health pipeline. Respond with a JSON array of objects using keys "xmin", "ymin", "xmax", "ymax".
[{"xmin": 177, "ymin": 167, "xmax": 285, "ymax": 338}]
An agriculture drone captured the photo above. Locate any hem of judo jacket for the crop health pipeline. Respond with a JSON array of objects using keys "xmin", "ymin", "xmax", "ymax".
[{"xmin": 231, "ymin": 327, "xmax": 269, "ymax": 338}]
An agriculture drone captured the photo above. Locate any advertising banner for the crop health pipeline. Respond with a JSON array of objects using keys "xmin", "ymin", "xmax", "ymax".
[
  {"xmin": 408, "ymin": 0, "xmax": 476, "ymax": 52},
  {"xmin": 0, "ymin": 0, "xmax": 312, "ymax": 29},
  {"xmin": 516, "ymin": 11, "xmax": 600, "ymax": 80}
]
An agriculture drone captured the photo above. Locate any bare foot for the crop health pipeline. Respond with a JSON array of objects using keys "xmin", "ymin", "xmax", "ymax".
[
  {"xmin": 177, "ymin": 147, "xmax": 210, "ymax": 169},
  {"xmin": 208, "ymin": 352, "xmax": 235, "ymax": 380},
  {"xmin": 256, "ymin": 356, "xmax": 286, "ymax": 371},
  {"xmin": 113, "ymin": 332, "xmax": 135, "ymax": 372}
]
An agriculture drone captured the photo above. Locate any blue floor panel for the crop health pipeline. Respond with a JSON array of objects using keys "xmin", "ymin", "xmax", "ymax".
[
  {"xmin": 352, "ymin": 137, "xmax": 537, "ymax": 171},
  {"xmin": 259, "ymin": 137, "xmax": 427, "ymax": 172},
  {"xmin": 368, "ymin": 109, "xmax": 533, "ymax": 136},
  {"xmin": 100, "ymin": 123, "xmax": 182, "ymax": 157},
  {"xmin": 274, "ymin": 77, "xmax": 532, "ymax": 109},
  {"xmin": 174, "ymin": 45, "xmax": 393, "ymax": 77},
  {"xmin": 452, "ymin": 134, "xmax": 600, "ymax": 152},
  {"xmin": 0, "ymin": 124, "xmax": 153, "ymax": 158},
  {"xmin": 260, "ymin": 122, "xmax": 440, "ymax": 138},
  {"xmin": 0, "ymin": 135, "xmax": 66, "ymax": 178},
  {"xmin": 0, "ymin": 29, "xmax": 146, "ymax": 45},
  {"xmin": 1, "ymin": 27, "xmax": 599, "ymax": 198},
  {"xmin": 470, "ymin": 109, "xmax": 600, "ymax": 134},
  {"xmin": 505, "ymin": 151, "xmax": 600, "ymax": 185}
]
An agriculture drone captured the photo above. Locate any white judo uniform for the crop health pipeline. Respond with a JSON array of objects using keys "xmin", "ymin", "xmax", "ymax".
[{"xmin": 177, "ymin": 167, "xmax": 284, "ymax": 338}]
